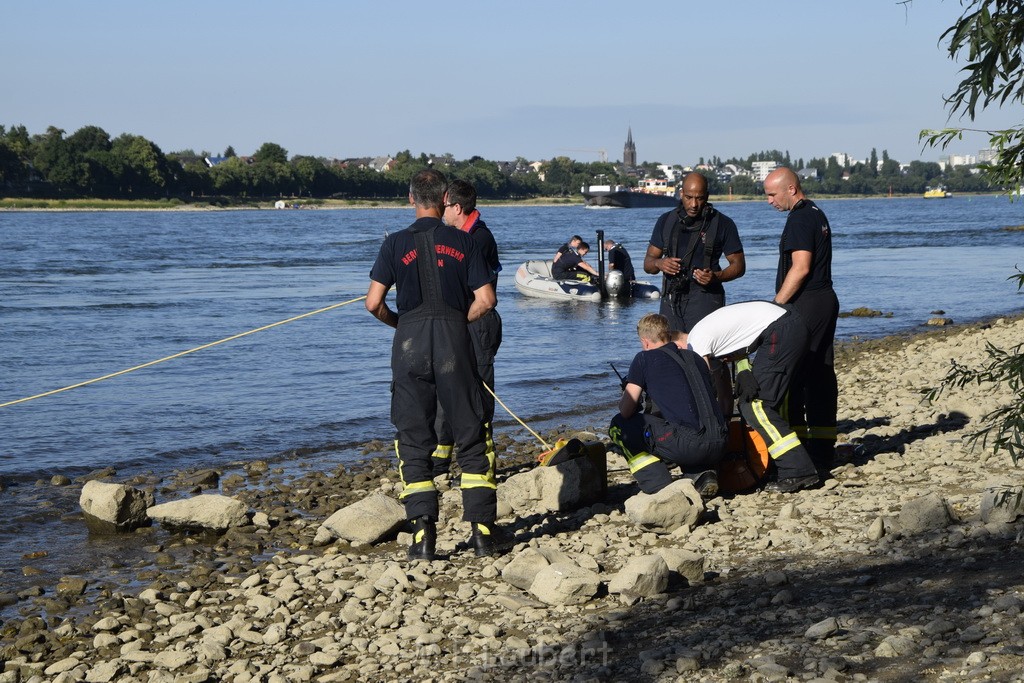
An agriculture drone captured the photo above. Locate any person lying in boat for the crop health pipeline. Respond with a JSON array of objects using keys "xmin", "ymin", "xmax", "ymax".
[
  {"xmin": 552, "ymin": 235, "xmax": 582, "ymax": 262},
  {"xmin": 551, "ymin": 240, "xmax": 600, "ymax": 282}
]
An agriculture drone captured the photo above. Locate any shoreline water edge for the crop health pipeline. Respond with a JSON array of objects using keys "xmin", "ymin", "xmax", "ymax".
[{"xmin": 2, "ymin": 312, "xmax": 1024, "ymax": 681}]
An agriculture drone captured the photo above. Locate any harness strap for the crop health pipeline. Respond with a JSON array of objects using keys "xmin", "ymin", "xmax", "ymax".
[
  {"xmin": 401, "ymin": 225, "xmax": 464, "ymax": 324},
  {"xmin": 658, "ymin": 346, "xmax": 726, "ymax": 436}
]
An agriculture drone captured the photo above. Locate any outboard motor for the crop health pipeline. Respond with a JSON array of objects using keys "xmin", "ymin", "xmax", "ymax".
[{"xmin": 605, "ymin": 269, "xmax": 626, "ymax": 297}]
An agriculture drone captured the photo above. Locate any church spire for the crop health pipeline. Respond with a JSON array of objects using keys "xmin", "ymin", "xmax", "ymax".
[{"xmin": 623, "ymin": 127, "xmax": 636, "ymax": 168}]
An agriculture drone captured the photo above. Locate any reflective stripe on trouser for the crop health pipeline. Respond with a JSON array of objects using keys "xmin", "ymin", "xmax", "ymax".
[
  {"xmin": 739, "ymin": 399, "xmax": 816, "ymax": 480},
  {"xmin": 432, "ymin": 444, "xmax": 453, "ymax": 460},
  {"xmin": 608, "ymin": 419, "xmax": 672, "ymax": 494},
  {"xmin": 397, "ymin": 440, "xmax": 440, "ymax": 521}
]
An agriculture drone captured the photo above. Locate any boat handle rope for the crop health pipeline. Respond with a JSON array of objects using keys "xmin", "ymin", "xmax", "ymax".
[{"xmin": 0, "ymin": 296, "xmax": 368, "ymax": 409}]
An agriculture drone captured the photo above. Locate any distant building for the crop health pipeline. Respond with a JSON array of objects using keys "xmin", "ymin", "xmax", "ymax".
[
  {"xmin": 830, "ymin": 152, "xmax": 852, "ymax": 167},
  {"xmin": 798, "ymin": 167, "xmax": 819, "ymax": 181},
  {"xmin": 657, "ymin": 164, "xmax": 679, "ymax": 182},
  {"xmin": 978, "ymin": 148, "xmax": 997, "ymax": 163},
  {"xmin": 722, "ymin": 163, "xmax": 749, "ymax": 178},
  {"xmin": 623, "ymin": 127, "xmax": 636, "ymax": 168},
  {"xmin": 946, "ymin": 153, "xmax": 978, "ymax": 167},
  {"xmin": 751, "ymin": 160, "xmax": 779, "ymax": 181}
]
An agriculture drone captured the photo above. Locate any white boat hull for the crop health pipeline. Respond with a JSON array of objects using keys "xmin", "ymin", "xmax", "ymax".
[{"xmin": 514, "ymin": 260, "xmax": 602, "ymax": 302}]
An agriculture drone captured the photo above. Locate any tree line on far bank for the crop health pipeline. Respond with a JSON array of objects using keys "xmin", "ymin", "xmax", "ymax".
[{"xmin": 0, "ymin": 123, "xmax": 996, "ymax": 203}]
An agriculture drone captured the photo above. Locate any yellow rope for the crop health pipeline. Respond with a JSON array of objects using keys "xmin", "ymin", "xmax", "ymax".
[
  {"xmin": 0, "ymin": 295, "xmax": 368, "ymax": 409},
  {"xmin": 483, "ymin": 383, "xmax": 550, "ymax": 450}
]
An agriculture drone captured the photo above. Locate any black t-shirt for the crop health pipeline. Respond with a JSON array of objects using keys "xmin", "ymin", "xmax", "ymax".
[
  {"xmin": 626, "ymin": 346, "xmax": 711, "ymax": 429},
  {"xmin": 608, "ymin": 244, "xmax": 635, "ymax": 282},
  {"xmin": 776, "ymin": 199, "xmax": 833, "ymax": 295},
  {"xmin": 369, "ymin": 217, "xmax": 491, "ymax": 315},
  {"xmin": 650, "ymin": 208, "xmax": 743, "ymax": 295},
  {"xmin": 552, "ymin": 250, "xmax": 584, "ymax": 280},
  {"xmin": 464, "ymin": 216, "xmax": 501, "ymax": 290}
]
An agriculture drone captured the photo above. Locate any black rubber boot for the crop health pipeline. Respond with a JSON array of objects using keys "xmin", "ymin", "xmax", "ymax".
[
  {"xmin": 469, "ymin": 522, "xmax": 513, "ymax": 557},
  {"xmin": 407, "ymin": 516, "xmax": 437, "ymax": 561}
]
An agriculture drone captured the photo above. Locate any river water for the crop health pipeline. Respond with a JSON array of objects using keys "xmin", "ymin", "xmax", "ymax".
[{"xmin": 0, "ymin": 197, "xmax": 1022, "ymax": 594}]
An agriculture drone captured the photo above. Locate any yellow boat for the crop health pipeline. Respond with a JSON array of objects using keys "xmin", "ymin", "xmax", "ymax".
[{"xmin": 924, "ymin": 186, "xmax": 951, "ymax": 198}]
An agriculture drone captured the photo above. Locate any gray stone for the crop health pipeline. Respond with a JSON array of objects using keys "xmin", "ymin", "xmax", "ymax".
[
  {"xmin": 79, "ymin": 480, "xmax": 154, "ymax": 532},
  {"xmin": 653, "ymin": 548, "xmax": 705, "ymax": 584},
  {"xmin": 874, "ymin": 635, "xmax": 916, "ymax": 657},
  {"xmin": 501, "ymin": 547, "xmax": 575, "ymax": 590},
  {"xmin": 529, "ymin": 562, "xmax": 601, "ymax": 605},
  {"xmin": 498, "ymin": 454, "xmax": 605, "ymax": 514},
  {"xmin": 805, "ymin": 617, "xmax": 840, "ymax": 639},
  {"xmin": 317, "ymin": 493, "xmax": 405, "ymax": 545},
  {"xmin": 147, "ymin": 494, "xmax": 248, "ymax": 530},
  {"xmin": 624, "ymin": 479, "xmax": 703, "ymax": 533},
  {"xmin": 867, "ymin": 516, "xmax": 886, "ymax": 540},
  {"xmin": 980, "ymin": 486, "xmax": 1024, "ymax": 524},
  {"xmin": 898, "ymin": 492, "xmax": 954, "ymax": 533},
  {"xmin": 608, "ymin": 555, "xmax": 669, "ymax": 597}
]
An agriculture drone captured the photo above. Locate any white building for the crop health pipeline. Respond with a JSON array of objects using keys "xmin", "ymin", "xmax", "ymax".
[
  {"xmin": 751, "ymin": 161, "xmax": 779, "ymax": 181},
  {"xmin": 830, "ymin": 152, "xmax": 852, "ymax": 167}
]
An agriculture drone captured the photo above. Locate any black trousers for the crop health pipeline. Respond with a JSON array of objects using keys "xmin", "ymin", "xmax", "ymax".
[
  {"xmin": 788, "ymin": 287, "xmax": 840, "ymax": 466},
  {"xmin": 435, "ymin": 308, "xmax": 502, "ymax": 447},
  {"xmin": 739, "ymin": 311, "xmax": 818, "ymax": 480},
  {"xmin": 609, "ymin": 412, "xmax": 727, "ymax": 494},
  {"xmin": 660, "ymin": 287, "xmax": 724, "ymax": 333},
  {"xmin": 391, "ymin": 316, "xmax": 496, "ymax": 524}
]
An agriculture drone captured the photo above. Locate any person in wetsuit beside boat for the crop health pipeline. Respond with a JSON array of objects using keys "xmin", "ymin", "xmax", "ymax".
[
  {"xmin": 432, "ymin": 180, "xmax": 503, "ymax": 473},
  {"xmin": 551, "ymin": 241, "xmax": 599, "ymax": 281},
  {"xmin": 604, "ymin": 239, "xmax": 636, "ymax": 283},
  {"xmin": 608, "ymin": 313, "xmax": 728, "ymax": 498},
  {"xmin": 365, "ymin": 169, "xmax": 507, "ymax": 560}
]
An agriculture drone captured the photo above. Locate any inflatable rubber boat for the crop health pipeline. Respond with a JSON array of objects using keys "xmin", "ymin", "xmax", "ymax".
[
  {"xmin": 514, "ymin": 260, "xmax": 602, "ymax": 302},
  {"xmin": 514, "ymin": 261, "xmax": 661, "ymax": 302}
]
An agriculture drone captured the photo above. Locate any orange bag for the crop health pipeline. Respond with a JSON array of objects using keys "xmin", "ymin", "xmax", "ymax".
[{"xmin": 718, "ymin": 419, "xmax": 771, "ymax": 494}]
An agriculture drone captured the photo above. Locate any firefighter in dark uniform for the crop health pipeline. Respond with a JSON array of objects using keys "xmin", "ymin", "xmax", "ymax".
[
  {"xmin": 683, "ymin": 300, "xmax": 820, "ymax": 493},
  {"xmin": 365, "ymin": 169, "xmax": 501, "ymax": 560},
  {"xmin": 764, "ymin": 167, "xmax": 840, "ymax": 472},
  {"xmin": 609, "ymin": 314, "xmax": 727, "ymax": 498},
  {"xmin": 432, "ymin": 179, "xmax": 503, "ymax": 476}
]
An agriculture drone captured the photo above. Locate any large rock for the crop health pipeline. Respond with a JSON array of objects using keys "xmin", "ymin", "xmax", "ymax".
[
  {"xmin": 652, "ymin": 548, "xmax": 705, "ymax": 584},
  {"xmin": 317, "ymin": 493, "xmax": 406, "ymax": 545},
  {"xmin": 608, "ymin": 555, "xmax": 669, "ymax": 597},
  {"xmin": 146, "ymin": 494, "xmax": 248, "ymax": 531},
  {"xmin": 624, "ymin": 479, "xmax": 704, "ymax": 533},
  {"xmin": 501, "ymin": 547, "xmax": 576, "ymax": 591},
  {"xmin": 897, "ymin": 492, "xmax": 954, "ymax": 533},
  {"xmin": 79, "ymin": 480, "xmax": 154, "ymax": 532},
  {"xmin": 498, "ymin": 452, "xmax": 605, "ymax": 515},
  {"xmin": 529, "ymin": 562, "xmax": 602, "ymax": 606},
  {"xmin": 981, "ymin": 486, "xmax": 1024, "ymax": 524}
]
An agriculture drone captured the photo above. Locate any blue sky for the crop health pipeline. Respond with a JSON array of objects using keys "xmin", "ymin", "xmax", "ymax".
[{"xmin": 5, "ymin": 1, "xmax": 1020, "ymax": 166}]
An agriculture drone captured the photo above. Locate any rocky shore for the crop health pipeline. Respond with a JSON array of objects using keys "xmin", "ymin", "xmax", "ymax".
[{"xmin": 2, "ymin": 315, "xmax": 1024, "ymax": 682}]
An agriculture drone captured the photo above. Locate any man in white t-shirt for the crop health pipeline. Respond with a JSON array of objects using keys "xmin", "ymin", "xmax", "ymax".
[{"xmin": 680, "ymin": 301, "xmax": 820, "ymax": 493}]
